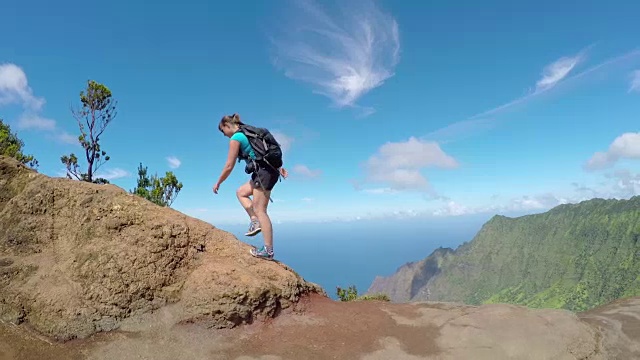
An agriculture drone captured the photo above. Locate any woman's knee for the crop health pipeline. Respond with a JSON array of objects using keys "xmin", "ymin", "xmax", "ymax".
[{"xmin": 236, "ymin": 182, "xmax": 253, "ymax": 198}]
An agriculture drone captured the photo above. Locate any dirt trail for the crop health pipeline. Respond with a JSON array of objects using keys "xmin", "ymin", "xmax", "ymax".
[
  {"xmin": 4, "ymin": 294, "xmax": 639, "ymax": 360},
  {"xmin": 579, "ymin": 297, "xmax": 640, "ymax": 359}
]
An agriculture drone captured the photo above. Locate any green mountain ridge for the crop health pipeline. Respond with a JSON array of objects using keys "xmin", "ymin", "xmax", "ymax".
[{"xmin": 367, "ymin": 196, "xmax": 640, "ymax": 312}]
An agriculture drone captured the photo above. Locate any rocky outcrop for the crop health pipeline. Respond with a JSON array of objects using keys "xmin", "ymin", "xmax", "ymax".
[
  {"xmin": 0, "ymin": 155, "xmax": 324, "ymax": 341},
  {"xmin": 367, "ymin": 247, "xmax": 454, "ymax": 302}
]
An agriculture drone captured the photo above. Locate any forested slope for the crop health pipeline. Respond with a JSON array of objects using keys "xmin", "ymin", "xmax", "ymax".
[{"xmin": 368, "ymin": 196, "xmax": 640, "ymax": 312}]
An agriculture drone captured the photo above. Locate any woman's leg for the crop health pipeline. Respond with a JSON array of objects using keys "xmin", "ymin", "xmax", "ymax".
[
  {"xmin": 236, "ymin": 180, "xmax": 256, "ymax": 218},
  {"xmin": 250, "ymin": 166, "xmax": 281, "ymax": 258},
  {"xmin": 236, "ymin": 180, "xmax": 261, "ymax": 236},
  {"xmin": 252, "ymin": 186, "xmax": 272, "ymax": 249}
]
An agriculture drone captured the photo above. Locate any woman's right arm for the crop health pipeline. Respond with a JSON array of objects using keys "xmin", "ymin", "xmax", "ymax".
[{"xmin": 214, "ymin": 140, "xmax": 240, "ymax": 192}]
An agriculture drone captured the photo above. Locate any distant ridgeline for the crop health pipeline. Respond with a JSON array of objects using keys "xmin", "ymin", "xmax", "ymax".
[{"xmin": 367, "ymin": 196, "xmax": 640, "ymax": 312}]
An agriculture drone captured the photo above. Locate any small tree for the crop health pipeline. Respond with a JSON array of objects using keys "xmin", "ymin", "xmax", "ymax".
[
  {"xmin": 0, "ymin": 118, "xmax": 39, "ymax": 169},
  {"xmin": 336, "ymin": 285, "xmax": 359, "ymax": 301},
  {"xmin": 61, "ymin": 80, "xmax": 117, "ymax": 184},
  {"xmin": 130, "ymin": 162, "xmax": 183, "ymax": 207}
]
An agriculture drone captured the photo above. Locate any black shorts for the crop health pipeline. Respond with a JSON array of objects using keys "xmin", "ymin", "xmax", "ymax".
[{"xmin": 251, "ymin": 166, "xmax": 280, "ymax": 191}]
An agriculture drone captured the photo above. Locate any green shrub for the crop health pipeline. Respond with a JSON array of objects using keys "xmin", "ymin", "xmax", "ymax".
[
  {"xmin": 358, "ymin": 293, "xmax": 390, "ymax": 301},
  {"xmin": 336, "ymin": 285, "xmax": 390, "ymax": 302}
]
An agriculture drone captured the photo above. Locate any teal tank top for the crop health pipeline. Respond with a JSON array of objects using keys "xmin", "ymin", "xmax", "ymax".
[{"xmin": 230, "ymin": 131, "xmax": 256, "ymax": 162}]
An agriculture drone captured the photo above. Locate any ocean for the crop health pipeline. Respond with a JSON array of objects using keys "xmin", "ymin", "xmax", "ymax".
[{"xmin": 221, "ymin": 214, "xmax": 491, "ymax": 300}]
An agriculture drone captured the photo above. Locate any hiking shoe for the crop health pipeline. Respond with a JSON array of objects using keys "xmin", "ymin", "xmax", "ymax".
[
  {"xmin": 245, "ymin": 219, "xmax": 261, "ymax": 236},
  {"xmin": 250, "ymin": 246, "xmax": 274, "ymax": 260}
]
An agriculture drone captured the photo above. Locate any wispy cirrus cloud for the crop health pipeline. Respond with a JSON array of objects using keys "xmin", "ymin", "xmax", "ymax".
[
  {"xmin": 269, "ymin": 0, "xmax": 400, "ymax": 115},
  {"xmin": 423, "ymin": 47, "xmax": 640, "ymax": 143},
  {"xmin": 534, "ymin": 51, "xmax": 586, "ymax": 92},
  {"xmin": 629, "ymin": 70, "xmax": 640, "ymax": 93},
  {"xmin": 0, "ymin": 62, "xmax": 77, "ymax": 144}
]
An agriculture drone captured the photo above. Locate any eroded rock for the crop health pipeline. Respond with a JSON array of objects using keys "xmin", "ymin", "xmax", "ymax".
[{"xmin": 0, "ymin": 156, "xmax": 324, "ymax": 341}]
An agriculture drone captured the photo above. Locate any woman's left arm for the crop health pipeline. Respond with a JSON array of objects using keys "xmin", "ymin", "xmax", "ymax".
[{"xmin": 213, "ymin": 140, "xmax": 240, "ymax": 193}]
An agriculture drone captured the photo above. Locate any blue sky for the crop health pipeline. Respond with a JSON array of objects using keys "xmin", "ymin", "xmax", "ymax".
[{"xmin": 1, "ymin": 0, "xmax": 640, "ymax": 226}]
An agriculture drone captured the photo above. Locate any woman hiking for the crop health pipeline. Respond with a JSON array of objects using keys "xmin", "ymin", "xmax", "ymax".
[{"xmin": 213, "ymin": 113, "xmax": 287, "ymax": 260}]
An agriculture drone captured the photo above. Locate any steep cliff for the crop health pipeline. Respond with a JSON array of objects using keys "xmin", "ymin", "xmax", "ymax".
[
  {"xmin": 367, "ymin": 247, "xmax": 454, "ymax": 302},
  {"xmin": 368, "ymin": 196, "xmax": 640, "ymax": 312}
]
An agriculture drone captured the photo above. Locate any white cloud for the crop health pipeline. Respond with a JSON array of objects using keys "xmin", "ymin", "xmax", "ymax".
[
  {"xmin": 577, "ymin": 169, "xmax": 640, "ymax": 199},
  {"xmin": 434, "ymin": 193, "xmax": 569, "ymax": 217},
  {"xmin": 606, "ymin": 169, "xmax": 640, "ymax": 198},
  {"xmin": 166, "ymin": 156, "xmax": 181, "ymax": 169},
  {"xmin": 423, "ymin": 47, "xmax": 640, "ymax": 144},
  {"xmin": 272, "ymin": 131, "xmax": 294, "ymax": 153},
  {"xmin": 432, "ymin": 201, "xmax": 471, "ymax": 216},
  {"xmin": 55, "ymin": 131, "xmax": 78, "ymax": 145},
  {"xmin": 570, "ymin": 182, "xmax": 599, "ymax": 198},
  {"xmin": 629, "ymin": 70, "xmax": 640, "ymax": 93},
  {"xmin": 44, "ymin": 130, "xmax": 80, "ymax": 145},
  {"xmin": 505, "ymin": 193, "xmax": 568, "ymax": 212},
  {"xmin": 584, "ymin": 132, "xmax": 640, "ymax": 171},
  {"xmin": 95, "ymin": 168, "xmax": 130, "ymax": 180},
  {"xmin": 534, "ymin": 52, "xmax": 584, "ymax": 92},
  {"xmin": 269, "ymin": 0, "xmax": 400, "ymax": 113},
  {"xmin": 363, "ymin": 137, "xmax": 458, "ymax": 191},
  {"xmin": 434, "ymin": 169, "xmax": 640, "ymax": 219},
  {"xmin": 292, "ymin": 164, "xmax": 322, "ymax": 179},
  {"xmin": 0, "ymin": 63, "xmax": 45, "ymax": 110},
  {"xmin": 361, "ymin": 187, "xmax": 399, "ymax": 195},
  {"xmin": 57, "ymin": 167, "xmax": 130, "ymax": 181},
  {"xmin": 17, "ymin": 113, "xmax": 56, "ymax": 130},
  {"xmin": 0, "ymin": 63, "xmax": 76, "ymax": 144}
]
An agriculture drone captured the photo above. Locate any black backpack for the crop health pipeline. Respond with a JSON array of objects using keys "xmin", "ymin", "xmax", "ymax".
[{"xmin": 236, "ymin": 124, "xmax": 283, "ymax": 170}]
